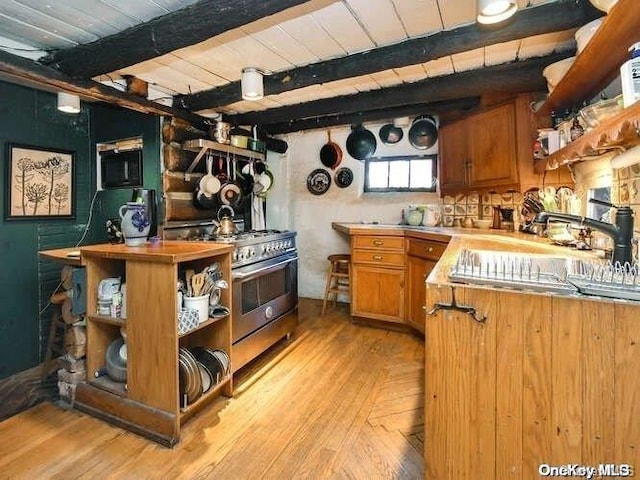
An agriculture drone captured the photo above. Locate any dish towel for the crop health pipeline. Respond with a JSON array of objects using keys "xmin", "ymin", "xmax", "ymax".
[{"xmin": 252, "ymin": 194, "xmax": 266, "ymax": 230}]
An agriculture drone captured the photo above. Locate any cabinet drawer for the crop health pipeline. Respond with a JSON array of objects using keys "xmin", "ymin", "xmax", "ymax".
[
  {"xmin": 407, "ymin": 239, "xmax": 447, "ymax": 261},
  {"xmin": 353, "ymin": 235, "xmax": 404, "ymax": 251},
  {"xmin": 353, "ymin": 249, "xmax": 405, "ymax": 267}
]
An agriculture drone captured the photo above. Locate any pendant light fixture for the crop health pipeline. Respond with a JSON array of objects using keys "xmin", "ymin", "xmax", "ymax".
[
  {"xmin": 477, "ymin": 0, "xmax": 517, "ymax": 24},
  {"xmin": 57, "ymin": 92, "xmax": 81, "ymax": 113},
  {"xmin": 241, "ymin": 67, "xmax": 264, "ymax": 101}
]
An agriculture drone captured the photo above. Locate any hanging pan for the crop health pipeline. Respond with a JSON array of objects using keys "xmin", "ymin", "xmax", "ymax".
[
  {"xmin": 408, "ymin": 115, "xmax": 438, "ymax": 150},
  {"xmin": 320, "ymin": 130, "xmax": 342, "ymax": 169},
  {"xmin": 346, "ymin": 124, "xmax": 377, "ymax": 160},
  {"xmin": 218, "ymin": 151, "xmax": 242, "ymax": 208},
  {"xmin": 379, "ymin": 123, "xmax": 404, "ymax": 145},
  {"xmin": 194, "ymin": 154, "xmax": 220, "ymax": 210}
]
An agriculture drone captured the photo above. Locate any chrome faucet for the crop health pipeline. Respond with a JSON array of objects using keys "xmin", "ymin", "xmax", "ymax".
[{"xmin": 534, "ymin": 199, "xmax": 635, "ymax": 265}]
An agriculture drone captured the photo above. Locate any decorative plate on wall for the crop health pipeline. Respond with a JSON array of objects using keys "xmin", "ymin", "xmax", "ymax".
[
  {"xmin": 307, "ymin": 169, "xmax": 331, "ymax": 195},
  {"xmin": 335, "ymin": 167, "xmax": 353, "ymax": 188}
]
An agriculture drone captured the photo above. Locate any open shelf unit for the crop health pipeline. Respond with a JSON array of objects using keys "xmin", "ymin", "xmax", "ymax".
[
  {"xmin": 75, "ymin": 241, "xmax": 234, "ymax": 447},
  {"xmin": 535, "ymin": 0, "xmax": 637, "ymax": 119},
  {"xmin": 533, "ymin": 0, "xmax": 640, "ymax": 172}
]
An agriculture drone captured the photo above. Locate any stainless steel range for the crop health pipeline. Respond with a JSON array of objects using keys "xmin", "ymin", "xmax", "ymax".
[{"xmin": 164, "ymin": 224, "xmax": 298, "ymax": 372}]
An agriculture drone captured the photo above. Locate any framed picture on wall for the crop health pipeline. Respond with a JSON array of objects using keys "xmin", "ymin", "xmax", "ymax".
[{"xmin": 4, "ymin": 143, "xmax": 75, "ymax": 220}]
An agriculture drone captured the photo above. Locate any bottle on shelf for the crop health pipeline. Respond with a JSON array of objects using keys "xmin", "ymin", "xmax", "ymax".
[
  {"xmin": 621, "ymin": 42, "xmax": 640, "ymax": 108},
  {"xmin": 570, "ymin": 117, "xmax": 585, "ymax": 141}
]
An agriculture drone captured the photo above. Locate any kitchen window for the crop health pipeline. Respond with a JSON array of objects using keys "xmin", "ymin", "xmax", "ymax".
[{"xmin": 364, "ymin": 154, "xmax": 437, "ymax": 193}]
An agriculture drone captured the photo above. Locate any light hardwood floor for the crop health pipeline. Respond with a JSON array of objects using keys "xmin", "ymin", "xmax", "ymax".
[{"xmin": 0, "ymin": 298, "xmax": 425, "ymax": 479}]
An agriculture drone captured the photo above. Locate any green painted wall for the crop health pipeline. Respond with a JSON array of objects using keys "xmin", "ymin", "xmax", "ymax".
[
  {"xmin": 0, "ymin": 81, "xmax": 161, "ymax": 379},
  {"xmin": 89, "ymin": 104, "xmax": 161, "ymax": 243}
]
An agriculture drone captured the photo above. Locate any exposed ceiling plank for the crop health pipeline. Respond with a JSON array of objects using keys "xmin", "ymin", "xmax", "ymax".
[
  {"xmin": 223, "ymin": 53, "xmax": 570, "ymax": 127},
  {"xmin": 181, "ymin": 0, "xmax": 600, "ymax": 111},
  {"xmin": 43, "ymin": 0, "xmax": 317, "ymax": 78},
  {"xmin": 0, "ymin": 49, "xmax": 207, "ymax": 126},
  {"xmin": 261, "ymin": 97, "xmax": 482, "ymax": 134}
]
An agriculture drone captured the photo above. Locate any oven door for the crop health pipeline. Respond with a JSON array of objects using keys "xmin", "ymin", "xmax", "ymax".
[{"xmin": 232, "ymin": 253, "xmax": 298, "ymax": 343}]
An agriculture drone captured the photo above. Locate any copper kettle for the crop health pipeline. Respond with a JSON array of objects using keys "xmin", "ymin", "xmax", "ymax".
[{"xmin": 214, "ymin": 205, "xmax": 237, "ymax": 236}]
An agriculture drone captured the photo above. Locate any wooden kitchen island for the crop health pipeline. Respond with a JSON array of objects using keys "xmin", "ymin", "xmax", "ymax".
[
  {"xmin": 333, "ymin": 223, "xmax": 640, "ymax": 479},
  {"xmin": 74, "ymin": 241, "xmax": 233, "ymax": 447}
]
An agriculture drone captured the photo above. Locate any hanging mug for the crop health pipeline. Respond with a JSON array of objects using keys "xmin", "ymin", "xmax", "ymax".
[{"xmin": 119, "ymin": 202, "xmax": 150, "ymax": 246}]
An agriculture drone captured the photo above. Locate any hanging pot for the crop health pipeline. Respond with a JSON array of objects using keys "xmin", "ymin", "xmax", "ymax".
[
  {"xmin": 408, "ymin": 115, "xmax": 438, "ymax": 150},
  {"xmin": 379, "ymin": 123, "xmax": 404, "ymax": 145},
  {"xmin": 346, "ymin": 124, "xmax": 377, "ymax": 160},
  {"xmin": 211, "ymin": 121, "xmax": 231, "ymax": 144},
  {"xmin": 320, "ymin": 130, "xmax": 342, "ymax": 169}
]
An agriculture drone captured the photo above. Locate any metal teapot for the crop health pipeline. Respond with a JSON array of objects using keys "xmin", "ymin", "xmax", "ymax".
[{"xmin": 214, "ymin": 205, "xmax": 237, "ymax": 236}]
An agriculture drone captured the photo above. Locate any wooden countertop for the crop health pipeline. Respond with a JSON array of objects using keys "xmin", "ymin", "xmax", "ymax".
[
  {"xmin": 332, "ymin": 222, "xmax": 614, "ymax": 300},
  {"xmin": 79, "ymin": 241, "xmax": 233, "ymax": 264},
  {"xmin": 332, "ymin": 222, "xmax": 600, "ymax": 253},
  {"xmin": 38, "ymin": 247, "xmax": 83, "ymax": 266}
]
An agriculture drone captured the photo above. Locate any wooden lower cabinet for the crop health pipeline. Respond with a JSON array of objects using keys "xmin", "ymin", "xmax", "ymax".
[
  {"xmin": 350, "ymin": 234, "xmax": 406, "ymax": 323},
  {"xmin": 424, "ymin": 284, "xmax": 640, "ymax": 479},
  {"xmin": 76, "ymin": 241, "xmax": 234, "ymax": 447},
  {"xmin": 406, "ymin": 237, "xmax": 449, "ymax": 333},
  {"xmin": 351, "ymin": 264, "xmax": 404, "ymax": 322},
  {"xmin": 406, "ymin": 255, "xmax": 436, "ymax": 333}
]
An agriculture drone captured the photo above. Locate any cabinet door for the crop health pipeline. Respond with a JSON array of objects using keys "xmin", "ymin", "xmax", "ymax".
[
  {"xmin": 351, "ymin": 265, "xmax": 404, "ymax": 323},
  {"xmin": 425, "ymin": 285, "xmax": 497, "ymax": 479},
  {"xmin": 406, "ymin": 255, "xmax": 436, "ymax": 333},
  {"xmin": 438, "ymin": 120, "xmax": 469, "ymax": 194},
  {"xmin": 468, "ymin": 103, "xmax": 518, "ymax": 189}
]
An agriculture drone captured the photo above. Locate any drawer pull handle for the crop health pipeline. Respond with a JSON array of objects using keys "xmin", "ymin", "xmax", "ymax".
[
  {"xmin": 426, "ymin": 247, "xmax": 433, "ymax": 253},
  {"xmin": 372, "ymin": 255, "xmax": 383, "ymax": 260},
  {"xmin": 373, "ymin": 240, "xmax": 384, "ymax": 246}
]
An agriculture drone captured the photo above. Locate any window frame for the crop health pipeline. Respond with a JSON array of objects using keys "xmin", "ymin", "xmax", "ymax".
[{"xmin": 363, "ymin": 154, "xmax": 438, "ymax": 193}]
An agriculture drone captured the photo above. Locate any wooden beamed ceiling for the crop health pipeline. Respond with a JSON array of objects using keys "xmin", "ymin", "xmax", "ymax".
[
  {"xmin": 180, "ymin": 1, "xmax": 600, "ymax": 112},
  {"xmin": 0, "ymin": 0, "xmax": 602, "ymax": 134},
  {"xmin": 227, "ymin": 53, "xmax": 571, "ymax": 133},
  {"xmin": 42, "ymin": 0, "xmax": 317, "ymax": 78}
]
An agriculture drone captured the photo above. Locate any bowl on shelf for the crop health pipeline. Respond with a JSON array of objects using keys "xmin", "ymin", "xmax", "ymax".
[
  {"xmin": 579, "ymin": 96, "xmax": 623, "ymax": 129},
  {"xmin": 542, "ymin": 57, "xmax": 576, "ymax": 93},
  {"xmin": 589, "ymin": 0, "xmax": 618, "ymax": 12},
  {"xmin": 575, "ymin": 18, "xmax": 603, "ymax": 55},
  {"xmin": 473, "ymin": 219, "xmax": 492, "ymax": 229}
]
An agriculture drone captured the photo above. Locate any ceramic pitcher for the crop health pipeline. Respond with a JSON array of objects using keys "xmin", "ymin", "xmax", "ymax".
[
  {"xmin": 119, "ymin": 202, "xmax": 150, "ymax": 246},
  {"xmin": 422, "ymin": 205, "xmax": 441, "ymax": 227}
]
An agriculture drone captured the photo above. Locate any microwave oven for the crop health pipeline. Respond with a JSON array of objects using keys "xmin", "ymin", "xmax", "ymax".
[{"xmin": 100, "ymin": 149, "xmax": 143, "ymax": 189}]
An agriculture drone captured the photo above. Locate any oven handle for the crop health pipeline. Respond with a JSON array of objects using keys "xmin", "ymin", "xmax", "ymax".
[{"xmin": 232, "ymin": 255, "xmax": 298, "ymax": 280}]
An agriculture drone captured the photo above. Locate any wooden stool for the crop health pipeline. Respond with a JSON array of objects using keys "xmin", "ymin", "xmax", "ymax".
[
  {"xmin": 41, "ymin": 291, "xmax": 69, "ymax": 380},
  {"xmin": 322, "ymin": 254, "xmax": 351, "ymax": 316}
]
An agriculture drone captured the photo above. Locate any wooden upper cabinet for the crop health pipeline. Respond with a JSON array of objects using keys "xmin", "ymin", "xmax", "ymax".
[
  {"xmin": 438, "ymin": 121, "xmax": 468, "ymax": 194},
  {"xmin": 468, "ymin": 103, "xmax": 517, "ymax": 189},
  {"xmin": 438, "ymin": 96, "xmax": 536, "ymax": 195}
]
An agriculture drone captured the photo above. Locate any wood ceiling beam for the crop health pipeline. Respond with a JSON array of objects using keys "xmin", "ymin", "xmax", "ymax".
[
  {"xmin": 182, "ymin": 0, "xmax": 600, "ymax": 111},
  {"xmin": 0, "ymin": 50, "xmax": 207, "ymax": 127},
  {"xmin": 259, "ymin": 97, "xmax": 482, "ymax": 135},
  {"xmin": 223, "ymin": 53, "xmax": 569, "ymax": 128},
  {"xmin": 42, "ymin": 0, "xmax": 316, "ymax": 78}
]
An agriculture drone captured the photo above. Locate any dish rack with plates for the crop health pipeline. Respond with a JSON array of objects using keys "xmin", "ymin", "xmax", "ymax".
[{"xmin": 450, "ymin": 248, "xmax": 640, "ymax": 302}]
